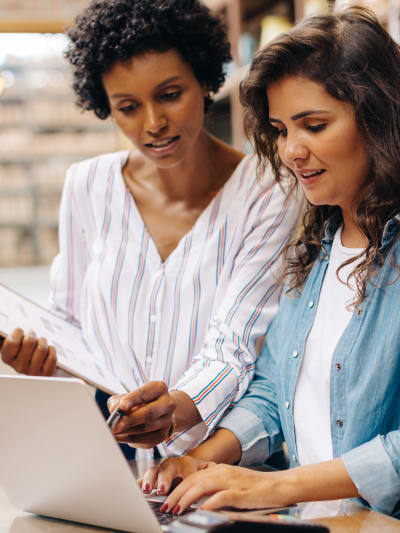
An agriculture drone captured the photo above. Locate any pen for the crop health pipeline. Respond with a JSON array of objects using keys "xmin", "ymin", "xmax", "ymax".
[{"xmin": 106, "ymin": 406, "xmax": 124, "ymax": 430}]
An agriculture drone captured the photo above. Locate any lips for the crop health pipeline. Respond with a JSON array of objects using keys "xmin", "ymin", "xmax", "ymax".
[
  {"xmin": 299, "ymin": 169, "xmax": 325, "ymax": 179},
  {"xmin": 144, "ymin": 136, "xmax": 180, "ymax": 149}
]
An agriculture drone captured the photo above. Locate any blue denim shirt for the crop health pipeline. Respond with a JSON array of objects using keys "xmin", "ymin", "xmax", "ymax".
[{"xmin": 219, "ymin": 214, "xmax": 400, "ymax": 516}]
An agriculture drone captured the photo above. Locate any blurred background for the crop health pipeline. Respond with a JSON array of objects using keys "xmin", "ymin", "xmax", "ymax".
[{"xmin": 0, "ymin": 0, "xmax": 399, "ymax": 373}]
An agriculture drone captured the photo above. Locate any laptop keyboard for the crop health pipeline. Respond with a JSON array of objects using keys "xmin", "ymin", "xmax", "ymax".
[{"xmin": 148, "ymin": 500, "xmax": 193, "ymax": 526}]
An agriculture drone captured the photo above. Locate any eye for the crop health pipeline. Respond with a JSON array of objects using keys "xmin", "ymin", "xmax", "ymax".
[
  {"xmin": 159, "ymin": 90, "xmax": 182, "ymax": 102},
  {"xmin": 118, "ymin": 103, "xmax": 138, "ymax": 115},
  {"xmin": 270, "ymin": 124, "xmax": 287, "ymax": 137},
  {"xmin": 307, "ymin": 123, "xmax": 327, "ymax": 133}
]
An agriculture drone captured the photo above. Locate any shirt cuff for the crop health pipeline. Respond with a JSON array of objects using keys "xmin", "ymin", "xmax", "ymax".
[
  {"xmin": 342, "ymin": 435, "xmax": 400, "ymax": 514},
  {"xmin": 164, "ymin": 420, "xmax": 208, "ymax": 455},
  {"xmin": 218, "ymin": 406, "xmax": 270, "ymax": 466}
]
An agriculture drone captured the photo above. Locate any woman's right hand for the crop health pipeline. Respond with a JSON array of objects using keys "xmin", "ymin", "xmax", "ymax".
[
  {"xmin": 0, "ymin": 327, "xmax": 57, "ymax": 376},
  {"xmin": 139, "ymin": 455, "xmax": 217, "ymax": 496}
]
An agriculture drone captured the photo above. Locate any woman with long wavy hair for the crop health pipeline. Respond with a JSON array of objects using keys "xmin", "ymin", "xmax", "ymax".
[{"xmin": 140, "ymin": 7, "xmax": 400, "ymax": 516}]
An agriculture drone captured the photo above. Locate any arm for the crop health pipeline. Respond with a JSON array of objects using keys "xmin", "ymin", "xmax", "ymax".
[
  {"xmin": 141, "ymin": 313, "xmax": 286, "ymax": 493},
  {"xmin": 170, "ymin": 174, "xmax": 302, "ymax": 452},
  {"xmin": 161, "ymin": 456, "xmax": 358, "ymax": 514},
  {"xmin": 49, "ymin": 162, "xmax": 90, "ymax": 326}
]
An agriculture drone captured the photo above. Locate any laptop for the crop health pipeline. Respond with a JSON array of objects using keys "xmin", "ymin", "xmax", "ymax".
[{"xmin": 0, "ymin": 375, "xmax": 230, "ymax": 533}]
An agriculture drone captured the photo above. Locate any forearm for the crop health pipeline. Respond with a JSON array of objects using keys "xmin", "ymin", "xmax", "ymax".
[
  {"xmin": 284, "ymin": 458, "xmax": 359, "ymax": 504},
  {"xmin": 186, "ymin": 428, "xmax": 242, "ymax": 465}
]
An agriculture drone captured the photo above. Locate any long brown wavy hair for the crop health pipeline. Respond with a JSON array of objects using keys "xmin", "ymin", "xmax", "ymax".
[{"xmin": 240, "ymin": 7, "xmax": 400, "ymax": 308}]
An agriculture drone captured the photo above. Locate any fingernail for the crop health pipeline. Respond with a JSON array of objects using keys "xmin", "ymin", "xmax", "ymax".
[
  {"xmin": 143, "ymin": 483, "xmax": 150, "ymax": 493},
  {"xmin": 25, "ymin": 330, "xmax": 36, "ymax": 339},
  {"xmin": 157, "ymin": 484, "xmax": 165, "ymax": 494},
  {"xmin": 172, "ymin": 505, "xmax": 180, "ymax": 515},
  {"xmin": 160, "ymin": 503, "xmax": 168, "ymax": 513}
]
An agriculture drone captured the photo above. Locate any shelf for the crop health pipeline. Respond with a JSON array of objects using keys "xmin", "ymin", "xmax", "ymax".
[{"xmin": 0, "ymin": 18, "xmax": 72, "ymax": 33}]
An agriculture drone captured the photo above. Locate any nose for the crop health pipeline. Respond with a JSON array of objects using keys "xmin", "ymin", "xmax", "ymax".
[
  {"xmin": 144, "ymin": 104, "xmax": 167, "ymax": 135},
  {"xmin": 281, "ymin": 134, "xmax": 309, "ymax": 168}
]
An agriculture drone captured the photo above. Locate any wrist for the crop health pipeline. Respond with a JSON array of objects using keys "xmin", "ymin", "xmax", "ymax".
[
  {"xmin": 166, "ymin": 413, "xmax": 176, "ymax": 439},
  {"xmin": 169, "ymin": 390, "xmax": 202, "ymax": 433}
]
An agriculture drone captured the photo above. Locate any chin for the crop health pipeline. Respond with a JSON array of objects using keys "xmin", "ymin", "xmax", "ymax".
[{"xmin": 151, "ymin": 155, "xmax": 187, "ymax": 169}]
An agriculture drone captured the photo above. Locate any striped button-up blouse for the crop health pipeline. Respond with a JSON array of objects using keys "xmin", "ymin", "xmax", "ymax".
[{"xmin": 49, "ymin": 150, "xmax": 302, "ymax": 455}]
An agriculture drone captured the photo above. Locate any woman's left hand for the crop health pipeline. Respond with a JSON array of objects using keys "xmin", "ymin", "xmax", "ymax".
[
  {"xmin": 163, "ymin": 464, "xmax": 295, "ymax": 514},
  {"xmin": 108, "ymin": 381, "xmax": 177, "ymax": 449}
]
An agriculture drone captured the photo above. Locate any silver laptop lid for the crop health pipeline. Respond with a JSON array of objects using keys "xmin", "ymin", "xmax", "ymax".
[{"xmin": 0, "ymin": 375, "xmax": 162, "ymax": 533}]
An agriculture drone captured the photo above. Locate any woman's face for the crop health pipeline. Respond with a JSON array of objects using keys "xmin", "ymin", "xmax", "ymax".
[
  {"xmin": 267, "ymin": 75, "xmax": 370, "ymax": 213},
  {"xmin": 102, "ymin": 49, "xmax": 207, "ymax": 168}
]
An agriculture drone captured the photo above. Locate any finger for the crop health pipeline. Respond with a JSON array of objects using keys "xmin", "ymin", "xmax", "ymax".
[
  {"xmin": 107, "ymin": 394, "xmax": 123, "ymax": 413},
  {"xmin": 201, "ymin": 490, "xmax": 239, "ymax": 511},
  {"xmin": 119, "ymin": 381, "xmax": 168, "ymax": 410},
  {"xmin": 141, "ymin": 465, "xmax": 161, "ymax": 494},
  {"xmin": 171, "ymin": 480, "xmax": 219, "ymax": 514},
  {"xmin": 114, "ymin": 427, "xmax": 167, "ymax": 447},
  {"xmin": 115, "ymin": 396, "xmax": 175, "ymax": 432},
  {"xmin": 156, "ymin": 459, "xmax": 183, "ymax": 495},
  {"xmin": 164, "ymin": 471, "xmax": 206, "ymax": 512},
  {"xmin": 42, "ymin": 345, "xmax": 57, "ymax": 376},
  {"xmin": 114, "ymin": 412, "xmax": 171, "ymax": 436},
  {"xmin": 158, "ymin": 456, "xmax": 205, "ymax": 496},
  {"xmin": 14, "ymin": 332, "xmax": 37, "ymax": 374},
  {"xmin": 0, "ymin": 328, "xmax": 23, "ymax": 364},
  {"xmin": 27, "ymin": 337, "xmax": 48, "ymax": 375}
]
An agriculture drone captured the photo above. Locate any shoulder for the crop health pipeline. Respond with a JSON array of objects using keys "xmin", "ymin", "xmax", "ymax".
[{"xmin": 64, "ymin": 150, "xmax": 128, "ymax": 193}]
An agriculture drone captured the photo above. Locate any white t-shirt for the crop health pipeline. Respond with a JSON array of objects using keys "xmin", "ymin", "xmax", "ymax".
[{"xmin": 293, "ymin": 226, "xmax": 364, "ymax": 465}]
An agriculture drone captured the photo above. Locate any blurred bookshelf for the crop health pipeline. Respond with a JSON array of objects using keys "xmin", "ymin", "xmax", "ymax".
[{"xmin": 0, "ymin": 35, "xmax": 119, "ymax": 266}]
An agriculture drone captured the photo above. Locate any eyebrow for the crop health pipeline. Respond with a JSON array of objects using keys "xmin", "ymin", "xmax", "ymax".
[
  {"xmin": 269, "ymin": 109, "xmax": 330, "ymax": 123},
  {"xmin": 110, "ymin": 76, "xmax": 183, "ymax": 99}
]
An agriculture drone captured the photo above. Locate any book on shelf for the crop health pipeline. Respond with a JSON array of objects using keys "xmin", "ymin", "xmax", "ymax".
[{"xmin": 0, "ymin": 284, "xmax": 128, "ymax": 395}]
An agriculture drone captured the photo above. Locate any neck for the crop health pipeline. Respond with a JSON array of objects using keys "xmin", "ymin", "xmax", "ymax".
[
  {"xmin": 340, "ymin": 208, "xmax": 369, "ymax": 248},
  {"xmin": 149, "ymin": 131, "xmax": 223, "ymax": 204}
]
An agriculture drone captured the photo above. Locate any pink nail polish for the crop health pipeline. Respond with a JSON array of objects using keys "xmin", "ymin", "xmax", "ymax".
[
  {"xmin": 172, "ymin": 505, "xmax": 180, "ymax": 515},
  {"xmin": 143, "ymin": 483, "xmax": 150, "ymax": 493},
  {"xmin": 160, "ymin": 503, "xmax": 168, "ymax": 513},
  {"xmin": 158, "ymin": 484, "xmax": 165, "ymax": 494}
]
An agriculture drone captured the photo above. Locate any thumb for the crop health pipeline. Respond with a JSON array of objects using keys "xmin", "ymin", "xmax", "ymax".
[{"xmin": 107, "ymin": 394, "xmax": 122, "ymax": 413}]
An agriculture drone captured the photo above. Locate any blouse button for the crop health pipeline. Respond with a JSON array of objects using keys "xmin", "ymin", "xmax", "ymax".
[
  {"xmin": 292, "ymin": 350, "xmax": 299, "ymax": 358},
  {"xmin": 292, "ymin": 454, "xmax": 297, "ymax": 463},
  {"xmin": 335, "ymin": 363, "xmax": 342, "ymax": 371},
  {"xmin": 336, "ymin": 419, "xmax": 343, "ymax": 428},
  {"xmin": 308, "ymin": 301, "xmax": 314, "ymax": 308},
  {"xmin": 285, "ymin": 401, "xmax": 290, "ymax": 409}
]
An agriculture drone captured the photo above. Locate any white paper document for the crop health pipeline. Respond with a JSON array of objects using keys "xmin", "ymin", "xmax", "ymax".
[{"xmin": 0, "ymin": 284, "xmax": 127, "ymax": 395}]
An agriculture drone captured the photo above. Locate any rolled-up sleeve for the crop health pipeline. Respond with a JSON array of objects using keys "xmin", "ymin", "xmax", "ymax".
[{"xmin": 342, "ymin": 432, "xmax": 400, "ymax": 515}]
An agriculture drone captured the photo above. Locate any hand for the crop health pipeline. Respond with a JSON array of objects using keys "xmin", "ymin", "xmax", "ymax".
[
  {"xmin": 139, "ymin": 455, "xmax": 216, "ymax": 496},
  {"xmin": 107, "ymin": 381, "xmax": 177, "ymax": 449},
  {"xmin": 162, "ymin": 464, "xmax": 295, "ymax": 514},
  {"xmin": 0, "ymin": 328, "xmax": 57, "ymax": 376}
]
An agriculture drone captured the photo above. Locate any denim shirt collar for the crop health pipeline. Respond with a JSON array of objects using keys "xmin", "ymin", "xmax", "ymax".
[{"xmin": 321, "ymin": 212, "xmax": 400, "ymax": 249}]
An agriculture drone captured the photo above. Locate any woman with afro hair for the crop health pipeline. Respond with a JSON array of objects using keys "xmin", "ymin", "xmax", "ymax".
[{"xmin": 0, "ymin": 0, "xmax": 301, "ymax": 460}]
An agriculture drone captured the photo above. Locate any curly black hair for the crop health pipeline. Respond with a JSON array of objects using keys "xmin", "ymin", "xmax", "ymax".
[{"xmin": 65, "ymin": 0, "xmax": 231, "ymax": 119}]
